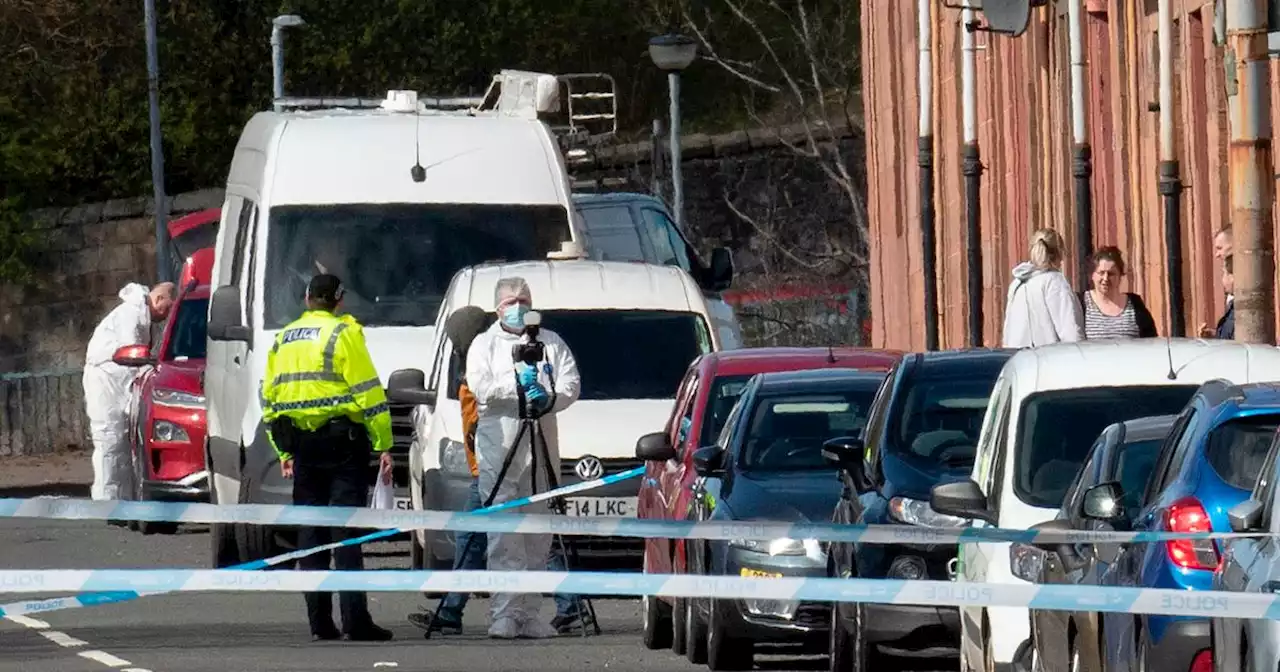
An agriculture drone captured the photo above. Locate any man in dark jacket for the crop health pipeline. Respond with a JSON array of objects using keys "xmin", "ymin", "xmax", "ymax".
[{"xmin": 1200, "ymin": 254, "xmax": 1235, "ymax": 340}]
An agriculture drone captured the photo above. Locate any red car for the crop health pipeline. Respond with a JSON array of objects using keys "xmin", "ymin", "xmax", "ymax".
[
  {"xmin": 633, "ymin": 346, "xmax": 904, "ymax": 652},
  {"xmin": 112, "ymin": 247, "xmax": 215, "ymax": 534}
]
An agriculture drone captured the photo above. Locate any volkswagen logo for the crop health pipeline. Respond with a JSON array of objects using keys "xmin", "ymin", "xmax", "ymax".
[{"xmin": 574, "ymin": 455, "xmax": 604, "ymax": 481}]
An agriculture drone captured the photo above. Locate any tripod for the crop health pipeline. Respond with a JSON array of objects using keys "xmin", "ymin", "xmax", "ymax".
[{"xmin": 423, "ymin": 401, "xmax": 601, "ymax": 639}]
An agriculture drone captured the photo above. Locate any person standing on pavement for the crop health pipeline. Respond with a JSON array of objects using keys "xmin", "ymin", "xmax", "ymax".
[
  {"xmin": 260, "ymin": 274, "xmax": 394, "ymax": 642},
  {"xmin": 1001, "ymin": 228, "xmax": 1085, "ymax": 348},
  {"xmin": 1200, "ymin": 254, "xmax": 1236, "ymax": 340},
  {"xmin": 83, "ymin": 282, "xmax": 175, "ymax": 504},
  {"xmin": 1077, "ymin": 246, "xmax": 1157, "ymax": 339},
  {"xmin": 1214, "ymin": 225, "xmax": 1233, "ymax": 261},
  {"xmin": 468, "ymin": 277, "xmax": 583, "ymax": 639}
]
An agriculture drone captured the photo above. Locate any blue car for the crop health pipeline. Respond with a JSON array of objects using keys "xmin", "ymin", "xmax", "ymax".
[{"xmin": 1099, "ymin": 380, "xmax": 1280, "ymax": 672}]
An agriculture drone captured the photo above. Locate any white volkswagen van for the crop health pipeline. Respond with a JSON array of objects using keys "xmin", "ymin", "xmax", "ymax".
[
  {"xmin": 203, "ymin": 72, "xmax": 616, "ymax": 566},
  {"xmin": 930, "ymin": 339, "xmax": 1280, "ymax": 672},
  {"xmin": 386, "ymin": 259, "xmax": 741, "ymax": 568}
]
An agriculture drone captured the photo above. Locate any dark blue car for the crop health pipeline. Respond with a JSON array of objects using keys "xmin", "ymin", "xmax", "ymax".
[
  {"xmin": 1099, "ymin": 380, "xmax": 1280, "ymax": 672},
  {"xmin": 822, "ymin": 348, "xmax": 1016, "ymax": 671}
]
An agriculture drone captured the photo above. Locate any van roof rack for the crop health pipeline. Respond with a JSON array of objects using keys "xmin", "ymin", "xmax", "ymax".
[{"xmin": 273, "ymin": 95, "xmax": 486, "ymax": 111}]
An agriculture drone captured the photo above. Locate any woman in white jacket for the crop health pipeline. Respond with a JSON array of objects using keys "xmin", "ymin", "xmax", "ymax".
[{"xmin": 1001, "ymin": 228, "xmax": 1085, "ymax": 348}]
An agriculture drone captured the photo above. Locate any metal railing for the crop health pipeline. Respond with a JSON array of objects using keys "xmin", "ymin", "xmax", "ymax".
[{"xmin": 0, "ymin": 369, "xmax": 90, "ymax": 457}]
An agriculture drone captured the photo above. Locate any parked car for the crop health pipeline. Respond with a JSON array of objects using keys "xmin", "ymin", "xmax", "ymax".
[
  {"xmin": 166, "ymin": 207, "xmax": 220, "ymax": 279},
  {"xmin": 634, "ymin": 347, "xmax": 903, "ymax": 654},
  {"xmin": 112, "ymin": 247, "xmax": 214, "ymax": 535},
  {"xmin": 1013, "ymin": 414, "xmax": 1178, "ymax": 672},
  {"xmin": 677, "ymin": 368, "xmax": 888, "ymax": 671},
  {"xmin": 823, "ymin": 348, "xmax": 1017, "ymax": 671},
  {"xmin": 1097, "ymin": 381, "xmax": 1280, "ymax": 672},
  {"xmin": 1214, "ymin": 415, "xmax": 1280, "ymax": 672},
  {"xmin": 929, "ymin": 339, "xmax": 1280, "ymax": 672}
]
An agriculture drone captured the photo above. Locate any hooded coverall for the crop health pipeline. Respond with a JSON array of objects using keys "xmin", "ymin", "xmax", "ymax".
[
  {"xmin": 83, "ymin": 283, "xmax": 153, "ymax": 501},
  {"xmin": 465, "ymin": 320, "xmax": 581, "ymax": 637}
]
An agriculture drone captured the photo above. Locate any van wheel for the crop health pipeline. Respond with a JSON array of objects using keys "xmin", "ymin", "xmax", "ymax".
[
  {"xmin": 642, "ymin": 594, "xmax": 673, "ymax": 650},
  {"xmin": 211, "ymin": 522, "xmax": 241, "ymax": 567},
  {"xmin": 235, "ymin": 476, "xmax": 281, "ymax": 564}
]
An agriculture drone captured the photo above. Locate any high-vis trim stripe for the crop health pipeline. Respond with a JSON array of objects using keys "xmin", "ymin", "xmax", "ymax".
[
  {"xmin": 271, "ymin": 372, "xmax": 344, "ymax": 385},
  {"xmin": 363, "ymin": 402, "xmax": 390, "ymax": 418},
  {"xmin": 270, "ymin": 395, "xmax": 356, "ymax": 411},
  {"xmin": 322, "ymin": 323, "xmax": 348, "ymax": 372},
  {"xmin": 350, "ymin": 378, "xmax": 381, "ymax": 394},
  {"xmin": 0, "ymin": 570, "xmax": 1274, "ymax": 620}
]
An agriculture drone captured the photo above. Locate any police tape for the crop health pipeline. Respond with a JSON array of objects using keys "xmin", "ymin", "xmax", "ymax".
[
  {"xmin": 0, "ymin": 569, "xmax": 1276, "ymax": 621},
  {"xmin": 0, "ymin": 468, "xmax": 643, "ymax": 619}
]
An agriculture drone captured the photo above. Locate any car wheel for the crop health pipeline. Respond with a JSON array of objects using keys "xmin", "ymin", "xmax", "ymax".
[
  {"xmin": 672, "ymin": 596, "xmax": 689, "ymax": 655},
  {"xmin": 685, "ymin": 597, "xmax": 708, "ymax": 664},
  {"xmin": 706, "ymin": 598, "xmax": 754, "ymax": 671},
  {"xmin": 1070, "ymin": 637, "xmax": 1082, "ymax": 672},
  {"xmin": 642, "ymin": 594, "xmax": 673, "ymax": 650},
  {"xmin": 829, "ymin": 602, "xmax": 854, "ymax": 672},
  {"xmin": 410, "ymin": 534, "xmax": 426, "ymax": 570}
]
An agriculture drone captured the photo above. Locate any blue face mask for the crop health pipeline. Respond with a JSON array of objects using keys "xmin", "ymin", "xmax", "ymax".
[{"xmin": 501, "ymin": 304, "xmax": 530, "ymax": 330}]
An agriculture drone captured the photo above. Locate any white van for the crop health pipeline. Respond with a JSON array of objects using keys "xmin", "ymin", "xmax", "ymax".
[
  {"xmin": 385, "ymin": 259, "xmax": 740, "ymax": 568},
  {"xmin": 929, "ymin": 339, "xmax": 1280, "ymax": 672},
  {"xmin": 203, "ymin": 71, "xmax": 617, "ymax": 566}
]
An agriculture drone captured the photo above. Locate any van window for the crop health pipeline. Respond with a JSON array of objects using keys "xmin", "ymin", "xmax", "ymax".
[
  {"xmin": 1014, "ymin": 385, "xmax": 1198, "ymax": 509},
  {"xmin": 263, "ymin": 203, "xmax": 568, "ymax": 329},
  {"xmin": 639, "ymin": 208, "xmax": 682, "ymax": 268},
  {"xmin": 578, "ymin": 205, "xmax": 645, "ymax": 261}
]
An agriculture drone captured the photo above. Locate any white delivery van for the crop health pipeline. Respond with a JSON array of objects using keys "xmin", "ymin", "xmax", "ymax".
[
  {"xmin": 929, "ymin": 339, "xmax": 1280, "ymax": 672},
  {"xmin": 385, "ymin": 259, "xmax": 740, "ymax": 568},
  {"xmin": 203, "ymin": 71, "xmax": 619, "ymax": 566}
]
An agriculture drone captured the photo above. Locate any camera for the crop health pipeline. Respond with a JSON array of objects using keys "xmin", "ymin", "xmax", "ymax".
[{"xmin": 511, "ymin": 310, "xmax": 545, "ymax": 365}]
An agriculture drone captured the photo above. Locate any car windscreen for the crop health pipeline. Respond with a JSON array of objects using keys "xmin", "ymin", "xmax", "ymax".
[
  {"xmin": 1015, "ymin": 385, "xmax": 1198, "ymax": 508},
  {"xmin": 446, "ymin": 310, "xmax": 713, "ymax": 401},
  {"xmin": 1113, "ymin": 438, "xmax": 1162, "ymax": 518},
  {"xmin": 165, "ymin": 297, "xmax": 208, "ymax": 360},
  {"xmin": 1205, "ymin": 417, "xmax": 1280, "ymax": 491},
  {"xmin": 740, "ymin": 388, "xmax": 877, "ymax": 471},
  {"xmin": 700, "ymin": 375, "xmax": 754, "ymax": 447},
  {"xmin": 171, "ymin": 225, "xmax": 218, "ymax": 261},
  {"xmin": 889, "ymin": 375, "xmax": 996, "ymax": 470},
  {"xmin": 264, "ymin": 203, "xmax": 569, "ymax": 329}
]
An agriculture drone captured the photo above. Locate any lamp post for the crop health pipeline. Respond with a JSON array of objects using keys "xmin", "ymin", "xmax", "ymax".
[
  {"xmin": 144, "ymin": 0, "xmax": 170, "ymax": 282},
  {"xmin": 272, "ymin": 15, "xmax": 306, "ymax": 112},
  {"xmin": 648, "ymin": 33, "xmax": 697, "ymax": 233}
]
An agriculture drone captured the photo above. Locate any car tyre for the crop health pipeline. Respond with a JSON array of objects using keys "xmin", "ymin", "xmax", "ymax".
[
  {"xmin": 672, "ymin": 596, "xmax": 689, "ymax": 655},
  {"xmin": 410, "ymin": 534, "xmax": 426, "ymax": 570},
  {"xmin": 234, "ymin": 475, "xmax": 281, "ymax": 564},
  {"xmin": 685, "ymin": 597, "xmax": 708, "ymax": 664},
  {"xmin": 641, "ymin": 594, "xmax": 673, "ymax": 650},
  {"xmin": 706, "ymin": 598, "xmax": 754, "ymax": 671},
  {"xmin": 831, "ymin": 602, "xmax": 877, "ymax": 672}
]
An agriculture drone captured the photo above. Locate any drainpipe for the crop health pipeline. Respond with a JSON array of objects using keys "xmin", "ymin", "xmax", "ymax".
[
  {"xmin": 961, "ymin": 1, "xmax": 984, "ymax": 347},
  {"xmin": 1224, "ymin": 0, "xmax": 1275, "ymax": 343},
  {"xmin": 1068, "ymin": 0, "xmax": 1093, "ymax": 293},
  {"xmin": 1158, "ymin": 0, "xmax": 1186, "ymax": 336},
  {"xmin": 919, "ymin": 0, "xmax": 940, "ymax": 351}
]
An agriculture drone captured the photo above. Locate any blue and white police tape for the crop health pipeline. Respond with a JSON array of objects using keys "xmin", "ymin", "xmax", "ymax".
[
  {"xmin": 0, "ymin": 468, "xmax": 644, "ymax": 619},
  {"xmin": 1, "ymin": 569, "xmax": 1276, "ymax": 621}
]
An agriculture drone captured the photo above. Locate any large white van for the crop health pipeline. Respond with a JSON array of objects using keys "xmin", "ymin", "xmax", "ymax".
[
  {"xmin": 929, "ymin": 339, "xmax": 1280, "ymax": 672},
  {"xmin": 385, "ymin": 259, "xmax": 740, "ymax": 568},
  {"xmin": 203, "ymin": 71, "xmax": 617, "ymax": 566}
]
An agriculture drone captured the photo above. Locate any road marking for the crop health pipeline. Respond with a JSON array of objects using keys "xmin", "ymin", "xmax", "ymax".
[
  {"xmin": 78, "ymin": 650, "xmax": 133, "ymax": 667},
  {"xmin": 5, "ymin": 614, "xmax": 50, "ymax": 629},
  {"xmin": 40, "ymin": 630, "xmax": 88, "ymax": 647}
]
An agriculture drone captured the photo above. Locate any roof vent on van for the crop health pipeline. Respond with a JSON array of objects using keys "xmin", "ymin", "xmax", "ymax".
[
  {"xmin": 381, "ymin": 90, "xmax": 420, "ymax": 113},
  {"xmin": 546, "ymin": 241, "xmax": 587, "ymax": 260}
]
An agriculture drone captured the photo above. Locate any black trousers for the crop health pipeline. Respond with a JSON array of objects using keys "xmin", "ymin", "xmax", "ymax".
[{"xmin": 291, "ymin": 419, "xmax": 375, "ymax": 635}]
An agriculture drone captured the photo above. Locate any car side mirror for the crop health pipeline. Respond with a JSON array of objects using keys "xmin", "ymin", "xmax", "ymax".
[
  {"xmin": 112, "ymin": 344, "xmax": 153, "ymax": 367},
  {"xmin": 707, "ymin": 247, "xmax": 734, "ymax": 291},
  {"xmin": 692, "ymin": 445, "xmax": 725, "ymax": 477},
  {"xmin": 930, "ymin": 479, "xmax": 997, "ymax": 525},
  {"xmin": 821, "ymin": 436, "xmax": 873, "ymax": 493},
  {"xmin": 1081, "ymin": 482, "xmax": 1125, "ymax": 521},
  {"xmin": 1229, "ymin": 499, "xmax": 1264, "ymax": 533},
  {"xmin": 207, "ymin": 285, "xmax": 251, "ymax": 343},
  {"xmin": 636, "ymin": 431, "xmax": 677, "ymax": 462},
  {"xmin": 386, "ymin": 368, "xmax": 437, "ymax": 407}
]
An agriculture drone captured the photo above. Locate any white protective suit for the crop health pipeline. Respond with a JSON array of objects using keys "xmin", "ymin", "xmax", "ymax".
[
  {"xmin": 466, "ymin": 320, "xmax": 581, "ymax": 637},
  {"xmin": 83, "ymin": 283, "xmax": 153, "ymax": 501}
]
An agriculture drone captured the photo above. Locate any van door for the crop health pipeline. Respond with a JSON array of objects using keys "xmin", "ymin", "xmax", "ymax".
[{"xmin": 206, "ymin": 197, "xmax": 247, "ymax": 502}]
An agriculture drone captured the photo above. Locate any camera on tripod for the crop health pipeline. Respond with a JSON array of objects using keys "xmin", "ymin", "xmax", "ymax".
[{"xmin": 511, "ymin": 310, "xmax": 546, "ymax": 365}]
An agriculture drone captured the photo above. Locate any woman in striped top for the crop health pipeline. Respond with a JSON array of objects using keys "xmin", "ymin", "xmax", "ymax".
[{"xmin": 1078, "ymin": 246, "xmax": 1158, "ymax": 339}]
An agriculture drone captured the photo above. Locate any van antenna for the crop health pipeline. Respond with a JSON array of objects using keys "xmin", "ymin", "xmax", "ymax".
[{"xmin": 409, "ymin": 105, "xmax": 426, "ymax": 183}]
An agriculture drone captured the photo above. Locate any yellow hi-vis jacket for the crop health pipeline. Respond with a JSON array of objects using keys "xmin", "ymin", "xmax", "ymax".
[{"xmin": 260, "ymin": 310, "xmax": 393, "ymax": 461}]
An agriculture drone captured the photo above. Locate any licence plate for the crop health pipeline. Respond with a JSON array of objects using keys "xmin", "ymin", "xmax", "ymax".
[
  {"xmin": 393, "ymin": 496, "xmax": 412, "ymax": 510},
  {"xmin": 739, "ymin": 568, "xmax": 784, "ymax": 579},
  {"xmin": 562, "ymin": 496, "xmax": 637, "ymax": 517}
]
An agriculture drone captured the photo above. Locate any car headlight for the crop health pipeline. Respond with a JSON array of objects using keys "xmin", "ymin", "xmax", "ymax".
[
  {"xmin": 152, "ymin": 420, "xmax": 190, "ymax": 443},
  {"xmin": 152, "ymin": 388, "xmax": 205, "ymax": 408},
  {"xmin": 888, "ymin": 496, "xmax": 970, "ymax": 528},
  {"xmin": 729, "ymin": 537, "xmax": 821, "ymax": 557},
  {"xmin": 439, "ymin": 438, "xmax": 471, "ymax": 476}
]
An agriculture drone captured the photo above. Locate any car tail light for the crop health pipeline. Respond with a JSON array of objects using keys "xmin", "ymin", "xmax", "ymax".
[
  {"xmin": 1165, "ymin": 498, "xmax": 1218, "ymax": 571},
  {"xmin": 1189, "ymin": 648, "xmax": 1211, "ymax": 672}
]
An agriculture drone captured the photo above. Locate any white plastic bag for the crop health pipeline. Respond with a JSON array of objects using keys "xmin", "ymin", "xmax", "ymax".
[{"xmin": 371, "ymin": 473, "xmax": 395, "ymax": 510}]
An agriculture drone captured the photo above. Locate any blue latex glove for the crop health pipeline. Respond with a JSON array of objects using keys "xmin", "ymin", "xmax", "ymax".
[
  {"xmin": 528, "ymin": 392, "xmax": 553, "ymax": 415},
  {"xmin": 678, "ymin": 416, "xmax": 692, "ymax": 443},
  {"xmin": 517, "ymin": 363, "xmax": 539, "ymax": 389}
]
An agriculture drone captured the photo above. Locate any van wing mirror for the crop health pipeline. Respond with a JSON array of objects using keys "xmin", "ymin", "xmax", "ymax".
[
  {"xmin": 386, "ymin": 369, "xmax": 437, "ymax": 407},
  {"xmin": 207, "ymin": 285, "xmax": 251, "ymax": 343},
  {"xmin": 930, "ymin": 480, "xmax": 997, "ymax": 525},
  {"xmin": 707, "ymin": 247, "xmax": 734, "ymax": 291}
]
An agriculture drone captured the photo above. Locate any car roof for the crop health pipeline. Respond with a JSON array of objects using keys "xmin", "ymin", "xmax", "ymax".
[
  {"xmin": 905, "ymin": 348, "xmax": 1018, "ymax": 377},
  {"xmin": 167, "ymin": 208, "xmax": 220, "ymax": 238},
  {"xmin": 704, "ymin": 347, "xmax": 903, "ymax": 377},
  {"xmin": 1118, "ymin": 414, "xmax": 1179, "ymax": 443},
  {"xmin": 448, "ymin": 259, "xmax": 704, "ymax": 313},
  {"xmin": 572, "ymin": 192, "xmax": 664, "ymax": 207},
  {"xmin": 1002, "ymin": 339, "xmax": 1280, "ymax": 395},
  {"xmin": 755, "ymin": 368, "xmax": 887, "ymax": 393}
]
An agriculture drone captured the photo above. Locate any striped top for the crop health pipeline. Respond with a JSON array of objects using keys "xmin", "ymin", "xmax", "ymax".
[{"xmin": 1083, "ymin": 291, "xmax": 1140, "ymax": 339}]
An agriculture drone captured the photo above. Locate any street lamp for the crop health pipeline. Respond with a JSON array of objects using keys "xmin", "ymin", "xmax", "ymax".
[
  {"xmin": 272, "ymin": 14, "xmax": 306, "ymax": 111},
  {"xmin": 648, "ymin": 33, "xmax": 697, "ymax": 233}
]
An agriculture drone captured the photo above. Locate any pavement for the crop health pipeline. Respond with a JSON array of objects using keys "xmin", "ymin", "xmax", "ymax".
[{"xmin": 0, "ymin": 452, "xmax": 946, "ymax": 672}]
